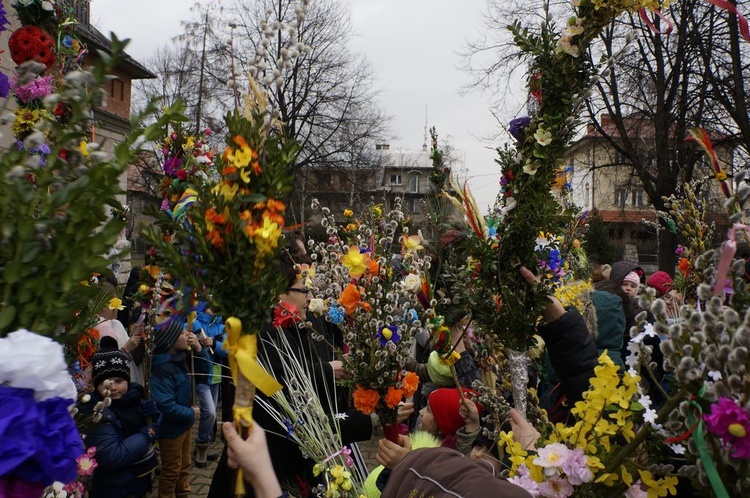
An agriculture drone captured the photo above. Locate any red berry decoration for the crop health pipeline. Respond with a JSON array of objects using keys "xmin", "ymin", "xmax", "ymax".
[{"xmin": 8, "ymin": 25, "xmax": 57, "ymax": 69}]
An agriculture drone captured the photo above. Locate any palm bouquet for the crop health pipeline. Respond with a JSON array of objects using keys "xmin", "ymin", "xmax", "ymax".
[{"xmin": 305, "ymin": 199, "xmax": 424, "ymax": 441}]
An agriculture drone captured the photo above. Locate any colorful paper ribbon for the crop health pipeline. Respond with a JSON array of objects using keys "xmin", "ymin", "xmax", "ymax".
[
  {"xmin": 639, "ymin": 7, "xmax": 674, "ymax": 35},
  {"xmin": 703, "ymin": 0, "xmax": 750, "ymax": 42},
  {"xmin": 712, "ymin": 223, "xmax": 749, "ymax": 296},
  {"xmin": 223, "ymin": 317, "xmax": 282, "ymax": 424},
  {"xmin": 685, "ymin": 392, "xmax": 730, "ymax": 498}
]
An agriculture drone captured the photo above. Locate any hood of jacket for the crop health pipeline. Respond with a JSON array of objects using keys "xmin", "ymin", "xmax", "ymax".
[{"xmin": 609, "ymin": 261, "xmax": 644, "ymax": 286}]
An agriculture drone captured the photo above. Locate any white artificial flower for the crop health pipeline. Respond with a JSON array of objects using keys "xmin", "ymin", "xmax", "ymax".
[
  {"xmin": 307, "ymin": 298, "xmax": 326, "ymax": 315},
  {"xmin": 556, "ymin": 35, "xmax": 580, "ymax": 58},
  {"xmin": 643, "ymin": 407, "xmax": 658, "ymax": 425},
  {"xmin": 41, "ymin": 1, "xmax": 55, "ymax": 11},
  {"xmin": 563, "ymin": 17, "xmax": 585, "ymax": 37},
  {"xmin": 708, "ymin": 370, "xmax": 722, "ymax": 382},
  {"xmin": 670, "ymin": 443, "xmax": 686, "ymax": 455},
  {"xmin": 402, "ymin": 274, "xmax": 422, "ymax": 294},
  {"xmin": 0, "ymin": 329, "xmax": 77, "ymax": 401}
]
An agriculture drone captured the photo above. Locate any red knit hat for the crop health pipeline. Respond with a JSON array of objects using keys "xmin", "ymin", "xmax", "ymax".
[
  {"xmin": 647, "ymin": 271, "xmax": 673, "ymax": 297},
  {"xmin": 427, "ymin": 388, "xmax": 481, "ymax": 437}
]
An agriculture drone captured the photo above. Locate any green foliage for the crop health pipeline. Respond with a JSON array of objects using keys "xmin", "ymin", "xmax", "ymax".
[
  {"xmin": 0, "ymin": 36, "xmax": 184, "ymax": 339},
  {"xmin": 145, "ymin": 103, "xmax": 298, "ymax": 333},
  {"xmin": 583, "ymin": 209, "xmax": 615, "ymax": 264}
]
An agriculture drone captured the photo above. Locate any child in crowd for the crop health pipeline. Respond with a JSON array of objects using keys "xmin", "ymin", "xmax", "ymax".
[
  {"xmin": 78, "ymin": 347, "xmax": 161, "ymax": 498},
  {"xmin": 151, "ymin": 319, "xmax": 207, "ymax": 498}
]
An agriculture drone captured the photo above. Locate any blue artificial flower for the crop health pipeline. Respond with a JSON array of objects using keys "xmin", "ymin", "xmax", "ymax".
[
  {"xmin": 62, "ymin": 35, "xmax": 73, "ymax": 48},
  {"xmin": 327, "ymin": 306, "xmax": 345, "ymax": 325},
  {"xmin": 508, "ymin": 116, "xmax": 531, "ymax": 142},
  {"xmin": 0, "ymin": 72, "xmax": 9, "ymax": 99},
  {"xmin": 376, "ymin": 325, "xmax": 401, "ymax": 346},
  {"xmin": 404, "ymin": 308, "xmax": 419, "ymax": 324}
]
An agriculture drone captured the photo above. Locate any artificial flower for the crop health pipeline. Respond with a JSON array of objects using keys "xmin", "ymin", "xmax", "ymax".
[
  {"xmin": 523, "ymin": 160, "xmax": 539, "ymax": 176},
  {"xmin": 376, "ymin": 325, "xmax": 401, "ymax": 346},
  {"xmin": 534, "ymin": 126, "xmax": 553, "ymax": 146},
  {"xmin": 401, "ymin": 371, "xmax": 419, "ymax": 398},
  {"xmin": 352, "ymin": 386, "xmax": 380, "ymax": 415},
  {"xmin": 705, "ymin": 397, "xmax": 750, "ymax": 459},
  {"xmin": 401, "ymin": 233, "xmax": 424, "ymax": 253},
  {"xmin": 401, "ymin": 274, "xmax": 422, "ymax": 293},
  {"xmin": 339, "ymin": 284, "xmax": 364, "ymax": 315},
  {"xmin": 273, "ymin": 302, "xmax": 301, "ymax": 328},
  {"xmin": 107, "ymin": 297, "xmax": 125, "ymax": 311},
  {"xmin": 533, "ymin": 442, "xmax": 571, "ymax": 476},
  {"xmin": 327, "ymin": 306, "xmax": 345, "ymax": 325},
  {"xmin": 340, "ymin": 246, "xmax": 368, "ymax": 278},
  {"xmin": 508, "ymin": 116, "xmax": 531, "ymax": 142},
  {"xmin": 343, "ymin": 208, "xmax": 353, "ymax": 217},
  {"xmin": 76, "ymin": 448, "xmax": 97, "ymax": 476},
  {"xmin": 308, "ymin": 298, "xmax": 326, "ymax": 315},
  {"xmin": 384, "ymin": 386, "xmax": 404, "ymax": 408}
]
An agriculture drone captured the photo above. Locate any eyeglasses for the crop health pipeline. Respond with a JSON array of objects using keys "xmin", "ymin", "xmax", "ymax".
[{"xmin": 286, "ymin": 287, "xmax": 312, "ymax": 295}]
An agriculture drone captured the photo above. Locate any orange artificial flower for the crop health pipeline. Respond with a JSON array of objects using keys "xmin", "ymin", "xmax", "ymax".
[
  {"xmin": 678, "ymin": 257, "xmax": 691, "ymax": 277},
  {"xmin": 206, "ymin": 229, "xmax": 224, "ymax": 249},
  {"xmin": 385, "ymin": 386, "xmax": 404, "ymax": 409},
  {"xmin": 366, "ymin": 257, "xmax": 379, "ymax": 277},
  {"xmin": 205, "ymin": 207, "xmax": 227, "ymax": 226},
  {"xmin": 401, "ymin": 371, "xmax": 420, "ymax": 398},
  {"xmin": 339, "ymin": 283, "xmax": 363, "ymax": 315},
  {"xmin": 353, "ymin": 386, "xmax": 380, "ymax": 415}
]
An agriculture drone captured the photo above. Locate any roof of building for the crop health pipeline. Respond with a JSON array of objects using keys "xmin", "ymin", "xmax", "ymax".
[{"xmin": 77, "ymin": 24, "xmax": 156, "ymax": 79}]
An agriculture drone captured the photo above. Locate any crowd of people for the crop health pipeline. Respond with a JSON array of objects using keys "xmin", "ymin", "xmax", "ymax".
[{"xmin": 74, "ymin": 245, "xmax": 702, "ymax": 498}]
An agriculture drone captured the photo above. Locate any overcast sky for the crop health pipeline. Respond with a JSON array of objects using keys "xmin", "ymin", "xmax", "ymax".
[{"xmin": 93, "ymin": 0, "xmax": 525, "ymax": 211}]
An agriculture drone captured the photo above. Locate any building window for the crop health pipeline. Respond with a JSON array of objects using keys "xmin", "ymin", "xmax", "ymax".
[
  {"xmin": 408, "ymin": 198, "xmax": 420, "ymax": 213},
  {"xmin": 632, "ymin": 190, "xmax": 645, "ymax": 208},
  {"xmin": 614, "ymin": 188, "xmax": 627, "ymax": 208},
  {"xmin": 110, "ymin": 79, "xmax": 124, "ymax": 100},
  {"xmin": 614, "ymin": 151, "xmax": 625, "ymax": 165},
  {"xmin": 390, "ymin": 174, "xmax": 402, "ymax": 186},
  {"xmin": 409, "ymin": 175, "xmax": 419, "ymax": 193},
  {"xmin": 584, "ymin": 182, "xmax": 590, "ymax": 207}
]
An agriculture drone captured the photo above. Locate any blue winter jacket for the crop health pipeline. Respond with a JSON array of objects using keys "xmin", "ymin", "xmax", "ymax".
[
  {"xmin": 78, "ymin": 384, "xmax": 154, "ymax": 498},
  {"xmin": 151, "ymin": 351, "xmax": 201, "ymax": 439}
]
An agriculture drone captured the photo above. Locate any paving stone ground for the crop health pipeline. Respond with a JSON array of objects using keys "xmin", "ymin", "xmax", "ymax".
[{"xmin": 147, "ymin": 420, "xmax": 380, "ymax": 497}]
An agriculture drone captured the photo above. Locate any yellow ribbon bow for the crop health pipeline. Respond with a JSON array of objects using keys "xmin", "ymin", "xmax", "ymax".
[{"xmin": 223, "ymin": 317, "xmax": 283, "ymax": 425}]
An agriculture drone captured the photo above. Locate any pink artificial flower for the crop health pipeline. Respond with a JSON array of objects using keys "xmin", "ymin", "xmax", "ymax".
[
  {"xmin": 705, "ymin": 397, "xmax": 750, "ymax": 459},
  {"xmin": 87, "ymin": 446, "xmax": 97, "ymax": 457},
  {"xmin": 560, "ymin": 447, "xmax": 593, "ymax": 485},
  {"xmin": 533, "ymin": 442, "xmax": 571, "ymax": 476},
  {"xmin": 76, "ymin": 450, "xmax": 98, "ymax": 476},
  {"xmin": 508, "ymin": 465, "xmax": 541, "ymax": 497},
  {"xmin": 62, "ymin": 480, "xmax": 85, "ymax": 497},
  {"xmin": 624, "ymin": 482, "xmax": 649, "ymax": 498},
  {"xmin": 12, "ymin": 74, "xmax": 53, "ymax": 103},
  {"xmin": 538, "ymin": 476, "xmax": 574, "ymax": 498}
]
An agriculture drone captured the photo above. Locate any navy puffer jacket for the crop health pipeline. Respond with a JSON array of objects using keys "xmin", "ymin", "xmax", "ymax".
[{"xmin": 78, "ymin": 384, "xmax": 153, "ymax": 498}]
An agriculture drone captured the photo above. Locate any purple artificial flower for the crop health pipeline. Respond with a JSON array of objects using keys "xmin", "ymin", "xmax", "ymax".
[
  {"xmin": 508, "ymin": 465, "xmax": 541, "ymax": 497},
  {"xmin": 376, "ymin": 325, "xmax": 401, "ymax": 346},
  {"xmin": 0, "ymin": 72, "xmax": 10, "ymax": 99},
  {"xmin": 160, "ymin": 197, "xmax": 171, "ymax": 212},
  {"xmin": 705, "ymin": 397, "xmax": 750, "ymax": 459},
  {"xmin": 508, "ymin": 116, "xmax": 532, "ymax": 142},
  {"xmin": 0, "ymin": 386, "xmax": 82, "ymax": 486},
  {"xmin": 163, "ymin": 156, "xmax": 183, "ymax": 176},
  {"xmin": 0, "ymin": 1, "xmax": 9, "ymax": 31}
]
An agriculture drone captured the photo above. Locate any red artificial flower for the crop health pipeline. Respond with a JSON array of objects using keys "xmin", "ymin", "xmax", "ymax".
[
  {"xmin": 8, "ymin": 26, "xmax": 57, "ymax": 69},
  {"xmin": 272, "ymin": 302, "xmax": 301, "ymax": 328},
  {"xmin": 176, "ymin": 169, "xmax": 188, "ymax": 181}
]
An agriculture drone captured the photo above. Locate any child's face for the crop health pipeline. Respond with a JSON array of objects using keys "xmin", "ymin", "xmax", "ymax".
[
  {"xmin": 97, "ymin": 377, "xmax": 128, "ymax": 399},
  {"xmin": 621, "ymin": 281, "xmax": 638, "ymax": 299},
  {"xmin": 171, "ymin": 330, "xmax": 189, "ymax": 352},
  {"xmin": 417, "ymin": 402, "xmax": 438, "ymax": 434}
]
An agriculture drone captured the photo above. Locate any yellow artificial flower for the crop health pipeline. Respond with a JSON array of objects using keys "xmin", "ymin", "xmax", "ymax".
[
  {"xmin": 638, "ymin": 470, "xmax": 678, "ymax": 498},
  {"xmin": 107, "ymin": 297, "xmax": 125, "ymax": 311},
  {"xmin": 594, "ymin": 472, "xmax": 619, "ymax": 486},
  {"xmin": 185, "ymin": 136, "xmax": 195, "ymax": 148},
  {"xmin": 212, "ymin": 181, "xmax": 239, "ymax": 202},
  {"xmin": 340, "ymin": 246, "xmax": 367, "ymax": 278},
  {"xmin": 438, "ymin": 350, "xmax": 461, "ymax": 367},
  {"xmin": 401, "ymin": 233, "xmax": 424, "ymax": 253},
  {"xmin": 252, "ymin": 216, "xmax": 281, "ymax": 257},
  {"xmin": 343, "ymin": 208, "xmax": 353, "ymax": 217},
  {"xmin": 79, "ymin": 140, "xmax": 90, "ymax": 157}
]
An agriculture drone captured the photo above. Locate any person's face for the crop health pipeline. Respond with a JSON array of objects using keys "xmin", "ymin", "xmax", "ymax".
[
  {"xmin": 417, "ymin": 402, "xmax": 438, "ymax": 434},
  {"xmin": 172, "ymin": 330, "xmax": 189, "ymax": 352},
  {"xmin": 97, "ymin": 377, "xmax": 128, "ymax": 399},
  {"xmin": 621, "ymin": 280, "xmax": 638, "ymax": 299},
  {"xmin": 280, "ymin": 278, "xmax": 311, "ymax": 318}
]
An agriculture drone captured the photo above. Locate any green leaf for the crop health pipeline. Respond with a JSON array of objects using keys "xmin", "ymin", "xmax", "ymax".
[{"xmin": 0, "ymin": 305, "xmax": 16, "ymax": 331}]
